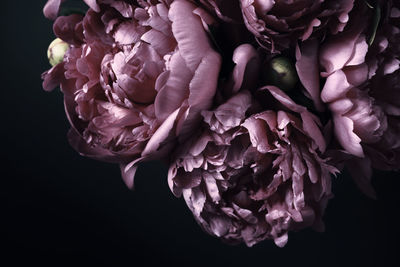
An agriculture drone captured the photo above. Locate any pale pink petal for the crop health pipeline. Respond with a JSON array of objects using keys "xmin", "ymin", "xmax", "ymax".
[
  {"xmin": 154, "ymin": 53, "xmax": 192, "ymax": 121},
  {"xmin": 169, "ymin": 0, "xmax": 215, "ymax": 72},
  {"xmin": 295, "ymin": 39, "xmax": 324, "ymax": 111},
  {"xmin": 333, "ymin": 115, "xmax": 364, "ymax": 157},
  {"xmin": 321, "ymin": 70, "xmax": 352, "ymax": 103},
  {"xmin": 120, "ymin": 161, "xmax": 140, "ymax": 190},
  {"xmin": 142, "ymin": 107, "xmax": 182, "ymax": 157},
  {"xmin": 320, "ymin": 27, "xmax": 363, "ymax": 76},
  {"xmin": 83, "ymin": 0, "xmax": 100, "ymax": 12},
  {"xmin": 231, "ymin": 44, "xmax": 260, "ymax": 94},
  {"xmin": 43, "ymin": 0, "xmax": 64, "ymax": 20}
]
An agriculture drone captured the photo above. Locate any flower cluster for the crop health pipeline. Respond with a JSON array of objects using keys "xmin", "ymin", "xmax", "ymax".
[{"xmin": 42, "ymin": 0, "xmax": 399, "ymax": 246}]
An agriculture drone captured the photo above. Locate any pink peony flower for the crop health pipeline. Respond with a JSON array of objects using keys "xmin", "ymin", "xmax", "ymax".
[
  {"xmin": 240, "ymin": 0, "xmax": 355, "ymax": 53},
  {"xmin": 168, "ymin": 86, "xmax": 337, "ymax": 247},
  {"xmin": 42, "ymin": 0, "xmax": 222, "ymax": 188},
  {"xmin": 197, "ymin": 0, "xmax": 243, "ymax": 22},
  {"xmin": 319, "ymin": 2, "xmax": 400, "ymax": 196}
]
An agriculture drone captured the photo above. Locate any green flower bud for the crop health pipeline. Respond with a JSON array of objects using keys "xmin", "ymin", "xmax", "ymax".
[
  {"xmin": 47, "ymin": 38, "xmax": 69, "ymax": 67},
  {"xmin": 264, "ymin": 56, "xmax": 298, "ymax": 91}
]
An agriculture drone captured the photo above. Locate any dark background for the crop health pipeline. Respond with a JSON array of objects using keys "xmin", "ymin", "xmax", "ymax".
[{"xmin": 1, "ymin": 1, "xmax": 399, "ymax": 266}]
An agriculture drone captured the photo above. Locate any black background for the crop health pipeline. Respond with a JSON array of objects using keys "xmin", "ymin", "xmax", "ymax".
[{"xmin": 1, "ymin": 1, "xmax": 400, "ymax": 266}]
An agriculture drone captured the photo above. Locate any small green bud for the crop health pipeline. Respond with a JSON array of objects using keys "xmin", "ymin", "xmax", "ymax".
[
  {"xmin": 368, "ymin": 2, "xmax": 381, "ymax": 46},
  {"xmin": 264, "ymin": 56, "xmax": 298, "ymax": 91},
  {"xmin": 47, "ymin": 38, "xmax": 69, "ymax": 66}
]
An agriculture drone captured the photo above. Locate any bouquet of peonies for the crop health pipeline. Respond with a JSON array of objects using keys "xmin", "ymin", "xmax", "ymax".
[{"xmin": 42, "ymin": 0, "xmax": 400, "ymax": 247}]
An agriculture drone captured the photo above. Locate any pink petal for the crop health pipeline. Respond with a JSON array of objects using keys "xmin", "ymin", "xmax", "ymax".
[
  {"xmin": 188, "ymin": 51, "xmax": 222, "ymax": 109},
  {"xmin": 169, "ymin": 0, "xmax": 215, "ymax": 73},
  {"xmin": 142, "ymin": 107, "xmax": 182, "ymax": 157},
  {"xmin": 183, "ymin": 187, "xmax": 206, "ymax": 217},
  {"xmin": 42, "ymin": 63, "xmax": 65, "ymax": 92},
  {"xmin": 333, "ymin": 115, "xmax": 364, "ymax": 157},
  {"xmin": 320, "ymin": 26, "xmax": 363, "ymax": 76},
  {"xmin": 43, "ymin": 0, "xmax": 65, "ymax": 20},
  {"xmin": 296, "ymin": 39, "xmax": 324, "ymax": 111},
  {"xmin": 53, "ymin": 14, "xmax": 84, "ymax": 45},
  {"xmin": 203, "ymin": 172, "xmax": 221, "ymax": 203},
  {"xmin": 242, "ymin": 115, "xmax": 272, "ymax": 154},
  {"xmin": 83, "ymin": 0, "xmax": 100, "ymax": 12},
  {"xmin": 120, "ymin": 161, "xmax": 139, "ymax": 190},
  {"xmin": 301, "ymin": 18, "xmax": 321, "ymax": 41},
  {"xmin": 321, "ymin": 70, "xmax": 352, "ymax": 103},
  {"xmin": 346, "ymin": 35, "xmax": 368, "ymax": 66},
  {"xmin": 231, "ymin": 44, "xmax": 260, "ymax": 93},
  {"xmin": 154, "ymin": 52, "xmax": 192, "ymax": 121}
]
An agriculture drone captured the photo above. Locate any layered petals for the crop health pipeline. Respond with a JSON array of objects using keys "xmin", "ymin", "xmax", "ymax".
[
  {"xmin": 169, "ymin": 88, "xmax": 337, "ymax": 247},
  {"xmin": 42, "ymin": 0, "xmax": 221, "ymax": 187},
  {"xmin": 240, "ymin": 0, "xmax": 355, "ymax": 52},
  {"xmin": 320, "ymin": 2, "xmax": 400, "ymax": 194}
]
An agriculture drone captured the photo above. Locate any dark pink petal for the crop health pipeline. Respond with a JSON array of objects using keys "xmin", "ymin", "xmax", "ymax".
[
  {"xmin": 120, "ymin": 161, "xmax": 139, "ymax": 190},
  {"xmin": 296, "ymin": 39, "xmax": 324, "ymax": 111},
  {"xmin": 242, "ymin": 115, "xmax": 272, "ymax": 154},
  {"xmin": 263, "ymin": 86, "xmax": 326, "ymax": 152},
  {"xmin": 231, "ymin": 44, "xmax": 260, "ymax": 94},
  {"xmin": 42, "ymin": 63, "xmax": 65, "ymax": 92},
  {"xmin": 202, "ymin": 91, "xmax": 252, "ymax": 134},
  {"xmin": 183, "ymin": 186, "xmax": 206, "ymax": 217},
  {"xmin": 83, "ymin": 0, "xmax": 100, "ymax": 12},
  {"xmin": 53, "ymin": 14, "xmax": 84, "ymax": 45}
]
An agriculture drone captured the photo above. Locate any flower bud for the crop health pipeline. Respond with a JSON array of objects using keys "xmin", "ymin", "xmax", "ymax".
[
  {"xmin": 264, "ymin": 56, "xmax": 298, "ymax": 91},
  {"xmin": 47, "ymin": 38, "xmax": 69, "ymax": 66}
]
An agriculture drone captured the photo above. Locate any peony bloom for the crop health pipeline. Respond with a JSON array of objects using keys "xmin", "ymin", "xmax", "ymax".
[
  {"xmin": 42, "ymin": 0, "xmax": 222, "ymax": 187},
  {"xmin": 168, "ymin": 86, "xmax": 337, "ymax": 247},
  {"xmin": 197, "ymin": 0, "xmax": 243, "ymax": 22},
  {"xmin": 239, "ymin": 0, "xmax": 355, "ymax": 53},
  {"xmin": 319, "ymin": 2, "xmax": 400, "ymax": 196}
]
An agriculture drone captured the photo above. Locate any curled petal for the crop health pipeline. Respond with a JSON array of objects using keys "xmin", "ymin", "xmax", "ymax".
[
  {"xmin": 333, "ymin": 115, "xmax": 364, "ymax": 157},
  {"xmin": 83, "ymin": 0, "xmax": 100, "ymax": 12},
  {"xmin": 231, "ymin": 44, "xmax": 260, "ymax": 94},
  {"xmin": 295, "ymin": 39, "xmax": 324, "ymax": 111},
  {"xmin": 43, "ymin": 0, "xmax": 65, "ymax": 20},
  {"xmin": 42, "ymin": 63, "xmax": 65, "ymax": 92}
]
